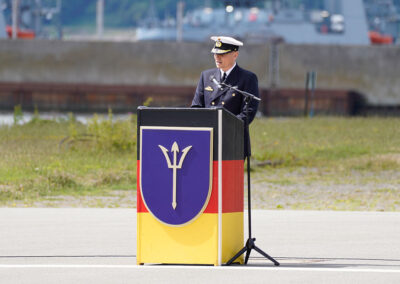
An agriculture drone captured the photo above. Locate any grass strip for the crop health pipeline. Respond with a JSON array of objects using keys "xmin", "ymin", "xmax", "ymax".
[{"xmin": 1, "ymin": 114, "xmax": 399, "ymax": 210}]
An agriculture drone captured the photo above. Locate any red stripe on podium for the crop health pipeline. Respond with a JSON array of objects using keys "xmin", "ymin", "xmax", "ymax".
[
  {"xmin": 203, "ymin": 160, "xmax": 244, "ymax": 213},
  {"xmin": 137, "ymin": 160, "xmax": 148, "ymax": 213},
  {"xmin": 222, "ymin": 160, "xmax": 244, "ymax": 213},
  {"xmin": 137, "ymin": 160, "xmax": 243, "ymax": 213},
  {"xmin": 202, "ymin": 162, "xmax": 218, "ymax": 213}
]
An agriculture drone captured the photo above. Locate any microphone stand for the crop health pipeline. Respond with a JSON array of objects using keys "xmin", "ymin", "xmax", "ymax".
[{"xmin": 220, "ymin": 82, "xmax": 279, "ymax": 266}]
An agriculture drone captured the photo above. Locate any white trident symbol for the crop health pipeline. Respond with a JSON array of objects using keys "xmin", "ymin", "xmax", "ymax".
[{"xmin": 158, "ymin": 142, "xmax": 192, "ymax": 210}]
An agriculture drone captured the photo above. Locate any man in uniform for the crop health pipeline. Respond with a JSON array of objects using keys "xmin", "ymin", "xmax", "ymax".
[{"xmin": 191, "ymin": 36, "xmax": 259, "ymax": 158}]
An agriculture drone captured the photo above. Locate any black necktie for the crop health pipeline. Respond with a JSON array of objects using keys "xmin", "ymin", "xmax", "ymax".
[{"xmin": 222, "ymin": 72, "xmax": 226, "ymax": 82}]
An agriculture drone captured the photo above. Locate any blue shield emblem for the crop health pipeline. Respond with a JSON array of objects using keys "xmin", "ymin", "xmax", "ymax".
[{"xmin": 140, "ymin": 127, "xmax": 213, "ymax": 226}]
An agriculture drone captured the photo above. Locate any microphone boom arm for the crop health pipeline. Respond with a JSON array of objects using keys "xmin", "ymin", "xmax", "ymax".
[{"xmin": 220, "ymin": 82, "xmax": 261, "ymax": 102}]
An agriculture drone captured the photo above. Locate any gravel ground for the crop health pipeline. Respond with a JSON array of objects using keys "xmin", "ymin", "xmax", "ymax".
[
  {"xmin": 249, "ymin": 168, "xmax": 400, "ymax": 211},
  {"xmin": 6, "ymin": 169, "xmax": 400, "ymax": 211}
]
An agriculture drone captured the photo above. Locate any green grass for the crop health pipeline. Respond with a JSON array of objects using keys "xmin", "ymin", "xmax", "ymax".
[
  {"xmin": 251, "ymin": 117, "xmax": 400, "ymax": 170},
  {"xmin": 248, "ymin": 117, "xmax": 400, "ymax": 211},
  {"xmin": 0, "ymin": 112, "xmax": 137, "ymax": 206},
  {"xmin": 1, "ymin": 115, "xmax": 400, "ymax": 210}
]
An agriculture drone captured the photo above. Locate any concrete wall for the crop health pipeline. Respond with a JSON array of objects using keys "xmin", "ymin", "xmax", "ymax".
[
  {"xmin": 279, "ymin": 44, "xmax": 400, "ymax": 105},
  {"xmin": 0, "ymin": 39, "xmax": 399, "ymax": 105}
]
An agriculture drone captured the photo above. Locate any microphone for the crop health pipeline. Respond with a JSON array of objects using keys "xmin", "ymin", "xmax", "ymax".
[{"xmin": 209, "ymin": 75, "xmax": 223, "ymax": 90}]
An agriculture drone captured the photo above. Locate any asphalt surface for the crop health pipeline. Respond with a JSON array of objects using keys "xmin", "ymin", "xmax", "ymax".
[{"xmin": 1, "ymin": 209, "xmax": 400, "ymax": 283}]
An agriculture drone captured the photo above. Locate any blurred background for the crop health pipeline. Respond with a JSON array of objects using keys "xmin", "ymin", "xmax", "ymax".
[
  {"xmin": 0, "ymin": 0, "xmax": 400, "ymax": 116},
  {"xmin": 1, "ymin": 0, "xmax": 400, "ymax": 43},
  {"xmin": 1, "ymin": 1, "xmax": 400, "ymax": 209}
]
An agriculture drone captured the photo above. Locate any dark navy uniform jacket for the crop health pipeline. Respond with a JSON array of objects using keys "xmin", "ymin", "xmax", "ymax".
[{"xmin": 191, "ymin": 64, "xmax": 259, "ymax": 157}]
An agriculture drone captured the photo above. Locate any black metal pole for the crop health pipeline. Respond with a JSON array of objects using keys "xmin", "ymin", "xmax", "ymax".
[
  {"xmin": 247, "ymin": 139, "xmax": 252, "ymax": 239},
  {"xmin": 304, "ymin": 71, "xmax": 310, "ymax": 117},
  {"xmin": 245, "ymin": 98, "xmax": 252, "ymax": 240},
  {"xmin": 226, "ymin": 95, "xmax": 279, "ymax": 266}
]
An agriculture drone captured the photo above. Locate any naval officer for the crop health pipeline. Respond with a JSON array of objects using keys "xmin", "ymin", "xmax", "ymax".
[{"xmin": 191, "ymin": 36, "xmax": 260, "ymax": 157}]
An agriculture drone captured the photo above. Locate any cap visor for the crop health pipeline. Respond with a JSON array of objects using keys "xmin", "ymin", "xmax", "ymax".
[{"xmin": 211, "ymin": 48, "xmax": 232, "ymax": 54}]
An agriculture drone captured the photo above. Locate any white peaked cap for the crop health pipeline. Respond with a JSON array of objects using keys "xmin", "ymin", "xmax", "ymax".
[{"xmin": 210, "ymin": 36, "xmax": 244, "ymax": 46}]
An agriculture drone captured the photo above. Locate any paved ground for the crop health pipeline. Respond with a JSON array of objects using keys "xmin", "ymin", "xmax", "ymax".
[{"xmin": 1, "ymin": 209, "xmax": 400, "ymax": 283}]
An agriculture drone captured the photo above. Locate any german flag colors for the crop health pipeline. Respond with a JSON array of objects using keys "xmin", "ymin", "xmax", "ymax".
[{"xmin": 137, "ymin": 108, "xmax": 244, "ymax": 266}]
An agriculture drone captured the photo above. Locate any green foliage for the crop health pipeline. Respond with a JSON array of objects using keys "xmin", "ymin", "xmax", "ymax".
[
  {"xmin": 1, "ymin": 115, "xmax": 400, "ymax": 210},
  {"xmin": 31, "ymin": 105, "xmax": 40, "ymax": 123},
  {"xmin": 13, "ymin": 105, "xmax": 23, "ymax": 125},
  {"xmin": 67, "ymin": 112, "xmax": 78, "ymax": 139},
  {"xmin": 60, "ymin": 109, "xmax": 137, "ymax": 153},
  {"xmin": 85, "ymin": 109, "xmax": 137, "ymax": 152},
  {"xmin": 250, "ymin": 117, "xmax": 400, "ymax": 169},
  {"xmin": 142, "ymin": 97, "xmax": 153, "ymax": 107},
  {"xmin": 0, "ymin": 112, "xmax": 137, "ymax": 206}
]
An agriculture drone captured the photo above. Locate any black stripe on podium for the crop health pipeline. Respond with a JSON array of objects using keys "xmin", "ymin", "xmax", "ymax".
[{"xmin": 137, "ymin": 107, "xmax": 243, "ymax": 161}]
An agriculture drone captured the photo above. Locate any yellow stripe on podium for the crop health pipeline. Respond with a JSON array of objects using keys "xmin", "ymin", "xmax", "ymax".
[
  {"xmin": 137, "ymin": 212, "xmax": 243, "ymax": 265},
  {"xmin": 222, "ymin": 212, "xmax": 244, "ymax": 264}
]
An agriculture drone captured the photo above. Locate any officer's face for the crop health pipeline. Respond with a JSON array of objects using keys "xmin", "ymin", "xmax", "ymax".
[{"xmin": 214, "ymin": 51, "xmax": 238, "ymax": 72}]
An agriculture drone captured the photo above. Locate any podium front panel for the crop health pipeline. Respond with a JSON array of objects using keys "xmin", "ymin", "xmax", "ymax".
[{"xmin": 137, "ymin": 107, "xmax": 244, "ymax": 265}]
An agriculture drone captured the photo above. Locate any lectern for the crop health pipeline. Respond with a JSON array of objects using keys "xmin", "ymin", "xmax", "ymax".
[{"xmin": 136, "ymin": 107, "xmax": 244, "ymax": 266}]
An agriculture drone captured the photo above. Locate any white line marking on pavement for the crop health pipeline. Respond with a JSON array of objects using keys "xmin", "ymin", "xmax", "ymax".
[{"xmin": 0, "ymin": 265, "xmax": 399, "ymax": 273}]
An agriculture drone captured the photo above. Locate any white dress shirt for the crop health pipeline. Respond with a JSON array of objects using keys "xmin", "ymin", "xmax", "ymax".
[{"xmin": 220, "ymin": 62, "xmax": 236, "ymax": 80}]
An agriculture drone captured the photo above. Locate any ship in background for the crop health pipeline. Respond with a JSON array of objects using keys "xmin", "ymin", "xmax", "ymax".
[
  {"xmin": 1, "ymin": 0, "xmax": 399, "ymax": 44},
  {"xmin": 137, "ymin": 0, "xmax": 400, "ymax": 45},
  {"xmin": 0, "ymin": 0, "xmax": 62, "ymax": 39},
  {"xmin": 0, "ymin": 1, "xmax": 6, "ymax": 38},
  {"xmin": 365, "ymin": 0, "xmax": 400, "ymax": 44}
]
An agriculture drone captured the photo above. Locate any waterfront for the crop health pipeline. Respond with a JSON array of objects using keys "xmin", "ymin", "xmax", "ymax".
[{"xmin": 0, "ymin": 111, "xmax": 131, "ymax": 125}]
